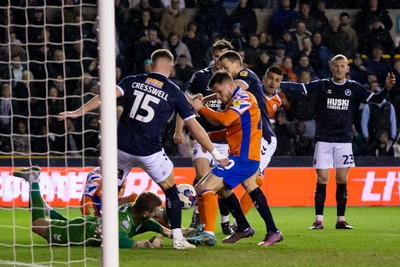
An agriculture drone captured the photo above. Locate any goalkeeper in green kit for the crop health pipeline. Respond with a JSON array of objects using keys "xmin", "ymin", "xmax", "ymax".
[{"xmin": 13, "ymin": 166, "xmax": 171, "ymax": 249}]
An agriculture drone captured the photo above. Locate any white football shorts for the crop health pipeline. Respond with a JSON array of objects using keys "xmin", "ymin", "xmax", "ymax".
[
  {"xmin": 192, "ymin": 141, "xmax": 229, "ymax": 167},
  {"xmin": 117, "ymin": 148, "xmax": 174, "ymax": 184},
  {"xmin": 313, "ymin": 141, "xmax": 355, "ymax": 169},
  {"xmin": 260, "ymin": 136, "xmax": 277, "ymax": 174}
]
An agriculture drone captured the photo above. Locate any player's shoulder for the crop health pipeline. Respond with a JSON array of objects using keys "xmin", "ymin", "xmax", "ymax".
[
  {"xmin": 345, "ymin": 79, "xmax": 364, "ymax": 87},
  {"xmin": 230, "ymin": 88, "xmax": 252, "ymax": 111},
  {"xmin": 238, "ymin": 69, "xmax": 258, "ymax": 79},
  {"xmin": 194, "ymin": 66, "xmax": 213, "ymax": 76}
]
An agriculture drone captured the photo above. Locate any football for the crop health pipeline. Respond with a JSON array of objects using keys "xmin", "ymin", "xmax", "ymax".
[{"xmin": 177, "ymin": 183, "xmax": 197, "ymax": 209}]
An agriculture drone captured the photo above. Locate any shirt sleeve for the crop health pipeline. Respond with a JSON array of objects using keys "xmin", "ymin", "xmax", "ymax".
[
  {"xmin": 119, "ymin": 233, "xmax": 134, "ymax": 248},
  {"xmin": 200, "ymin": 106, "xmax": 239, "ymax": 127}
]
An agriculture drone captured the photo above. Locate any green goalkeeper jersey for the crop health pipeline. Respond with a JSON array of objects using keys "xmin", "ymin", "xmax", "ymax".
[
  {"xmin": 118, "ymin": 202, "xmax": 164, "ymax": 248},
  {"xmin": 49, "ymin": 203, "xmax": 163, "ymax": 248}
]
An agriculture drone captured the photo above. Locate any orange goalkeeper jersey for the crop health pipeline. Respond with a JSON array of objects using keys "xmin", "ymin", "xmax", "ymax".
[{"xmin": 200, "ymin": 86, "xmax": 262, "ymax": 161}]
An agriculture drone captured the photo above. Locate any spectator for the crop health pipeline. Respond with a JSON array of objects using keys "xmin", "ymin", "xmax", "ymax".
[
  {"xmin": 361, "ymin": 80, "xmax": 397, "ymax": 155},
  {"xmin": 159, "ymin": 0, "xmax": 189, "ymax": 39},
  {"xmin": 129, "ymin": 0, "xmax": 160, "ymax": 24},
  {"xmin": 252, "ymin": 50, "xmax": 273, "ymax": 80},
  {"xmin": 293, "ymin": 53, "xmax": 317, "ymax": 81},
  {"xmin": 290, "ymin": 21, "xmax": 312, "ymax": 52},
  {"xmin": 84, "ymin": 116, "xmax": 100, "ymax": 157},
  {"xmin": 194, "ymin": 0, "xmax": 229, "ymax": 40},
  {"xmin": 65, "ymin": 118, "xmax": 82, "ymax": 157},
  {"xmin": 0, "ymin": 82, "xmax": 13, "ymax": 134},
  {"xmin": 374, "ymin": 131, "xmax": 394, "ymax": 156},
  {"xmin": 311, "ymin": 32, "xmax": 331, "ymax": 78},
  {"xmin": 296, "ymin": 2, "xmax": 321, "ymax": 35},
  {"xmin": 13, "ymin": 120, "xmax": 30, "ymax": 155},
  {"xmin": 133, "ymin": 28, "xmax": 163, "ymax": 73},
  {"xmin": 181, "ymin": 21, "xmax": 211, "ymax": 70},
  {"xmin": 292, "ymin": 120, "xmax": 314, "ymax": 156},
  {"xmin": 390, "ymin": 59, "xmax": 400, "ymax": 121},
  {"xmin": 64, "ymin": 39, "xmax": 93, "ymax": 92},
  {"xmin": 129, "ymin": 10, "xmax": 159, "ymax": 44},
  {"xmin": 349, "ymin": 53, "xmax": 369, "ymax": 86},
  {"xmin": 268, "ymin": 0, "xmax": 299, "ymax": 40},
  {"xmin": 339, "ymin": 12, "xmax": 358, "ymax": 58},
  {"xmin": 358, "ymin": 16, "xmax": 395, "ymax": 56},
  {"xmin": 310, "ymin": 0, "xmax": 329, "ymax": 35},
  {"xmin": 276, "ymin": 28, "xmax": 298, "ymax": 58},
  {"xmin": 227, "ymin": 23, "xmax": 247, "ymax": 52},
  {"xmin": 244, "ymin": 34, "xmax": 262, "ymax": 69},
  {"xmin": 274, "ymin": 108, "xmax": 296, "ymax": 155},
  {"xmin": 30, "ymin": 125, "xmax": 59, "ymax": 155},
  {"xmin": 8, "ymin": 39, "xmax": 28, "ymax": 64},
  {"xmin": 258, "ymin": 32, "xmax": 274, "ymax": 54},
  {"xmin": 143, "ymin": 59, "xmax": 152, "ymax": 73},
  {"xmin": 323, "ymin": 15, "xmax": 350, "ymax": 58},
  {"xmin": 162, "ymin": 32, "xmax": 192, "ymax": 66},
  {"xmin": 280, "ymin": 56, "xmax": 297, "ymax": 82},
  {"xmin": 47, "ymin": 49, "xmax": 71, "ymax": 82},
  {"xmin": 27, "ymin": 7, "xmax": 45, "ymax": 45},
  {"xmin": 229, "ymin": 0, "xmax": 258, "ymax": 39},
  {"xmin": 272, "ymin": 43, "xmax": 286, "ymax": 66},
  {"xmin": 174, "ymin": 54, "xmax": 194, "ymax": 87},
  {"xmin": 352, "ymin": 124, "xmax": 367, "ymax": 156},
  {"xmin": 47, "ymin": 85, "xmax": 65, "ymax": 135},
  {"xmin": 363, "ymin": 45, "xmax": 391, "ymax": 86},
  {"xmin": 298, "ymin": 35, "xmax": 322, "ymax": 74},
  {"xmin": 3, "ymin": 54, "xmax": 25, "ymax": 87},
  {"xmin": 393, "ymin": 133, "xmax": 400, "ymax": 157},
  {"xmin": 12, "ymin": 70, "xmax": 33, "ymax": 119},
  {"xmin": 161, "ymin": 0, "xmax": 185, "ymax": 8},
  {"xmin": 354, "ymin": 0, "xmax": 393, "ymax": 34}
]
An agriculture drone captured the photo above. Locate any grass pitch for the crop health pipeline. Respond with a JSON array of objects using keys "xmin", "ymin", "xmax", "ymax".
[{"xmin": 0, "ymin": 206, "xmax": 399, "ymax": 267}]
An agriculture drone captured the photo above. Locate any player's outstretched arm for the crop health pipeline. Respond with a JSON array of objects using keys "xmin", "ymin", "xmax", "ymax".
[
  {"xmin": 57, "ymin": 87, "xmax": 123, "ymax": 121},
  {"xmin": 57, "ymin": 95, "xmax": 101, "ymax": 121}
]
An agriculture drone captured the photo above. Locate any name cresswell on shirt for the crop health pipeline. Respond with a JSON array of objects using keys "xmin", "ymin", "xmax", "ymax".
[
  {"xmin": 326, "ymin": 98, "xmax": 350, "ymax": 110},
  {"xmin": 131, "ymin": 81, "xmax": 168, "ymax": 101}
]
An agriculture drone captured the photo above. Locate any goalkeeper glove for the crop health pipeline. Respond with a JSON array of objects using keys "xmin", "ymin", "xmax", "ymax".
[
  {"xmin": 149, "ymin": 235, "xmax": 164, "ymax": 248},
  {"xmin": 134, "ymin": 240, "xmax": 154, "ymax": 249}
]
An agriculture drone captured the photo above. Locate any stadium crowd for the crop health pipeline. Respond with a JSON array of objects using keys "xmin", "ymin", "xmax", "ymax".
[{"xmin": 0, "ymin": 0, "xmax": 399, "ymax": 157}]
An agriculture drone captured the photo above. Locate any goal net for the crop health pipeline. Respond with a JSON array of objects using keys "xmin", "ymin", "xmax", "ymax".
[{"xmin": 0, "ymin": 1, "xmax": 114, "ymax": 266}]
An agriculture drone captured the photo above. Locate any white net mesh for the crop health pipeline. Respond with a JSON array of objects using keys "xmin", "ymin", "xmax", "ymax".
[{"xmin": 0, "ymin": 1, "xmax": 102, "ymax": 266}]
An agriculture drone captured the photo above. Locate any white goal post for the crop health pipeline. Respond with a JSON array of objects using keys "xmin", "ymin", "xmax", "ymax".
[{"xmin": 98, "ymin": 0, "xmax": 119, "ymax": 266}]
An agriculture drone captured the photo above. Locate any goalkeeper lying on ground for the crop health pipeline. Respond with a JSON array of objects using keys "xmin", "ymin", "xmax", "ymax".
[{"xmin": 13, "ymin": 166, "xmax": 171, "ymax": 249}]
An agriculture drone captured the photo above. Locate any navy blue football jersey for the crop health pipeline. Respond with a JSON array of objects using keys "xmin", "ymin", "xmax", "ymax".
[
  {"xmin": 235, "ymin": 68, "xmax": 276, "ymax": 142},
  {"xmin": 186, "ymin": 66, "xmax": 225, "ymax": 134},
  {"xmin": 281, "ymin": 78, "xmax": 387, "ymax": 143},
  {"xmin": 117, "ymin": 72, "xmax": 195, "ymax": 156}
]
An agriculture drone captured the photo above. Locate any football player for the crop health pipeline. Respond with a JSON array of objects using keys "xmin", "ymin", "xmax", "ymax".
[{"xmin": 280, "ymin": 54, "xmax": 396, "ymax": 230}]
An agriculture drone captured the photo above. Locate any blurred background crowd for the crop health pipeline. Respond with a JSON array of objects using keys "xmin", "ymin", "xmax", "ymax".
[{"xmin": 0, "ymin": 0, "xmax": 399, "ymax": 158}]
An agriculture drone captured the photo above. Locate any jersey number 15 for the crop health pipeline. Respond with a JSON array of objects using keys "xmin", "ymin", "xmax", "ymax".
[{"xmin": 129, "ymin": 91, "xmax": 160, "ymax": 122}]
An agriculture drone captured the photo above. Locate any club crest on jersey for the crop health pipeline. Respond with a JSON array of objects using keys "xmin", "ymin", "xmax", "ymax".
[
  {"xmin": 239, "ymin": 70, "xmax": 248, "ymax": 77},
  {"xmin": 327, "ymin": 89, "xmax": 332, "ymax": 94},
  {"xmin": 145, "ymin": 77, "xmax": 164, "ymax": 88},
  {"xmin": 344, "ymin": 89, "xmax": 351, "ymax": 96},
  {"xmin": 233, "ymin": 99, "xmax": 241, "ymax": 107}
]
